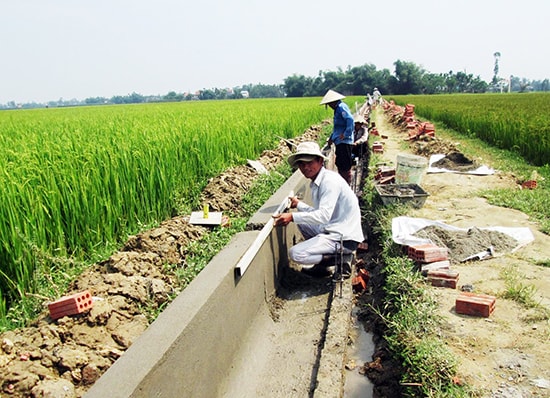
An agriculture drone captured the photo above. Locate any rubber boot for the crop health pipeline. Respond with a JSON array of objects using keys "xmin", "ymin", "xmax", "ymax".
[{"xmin": 301, "ymin": 254, "xmax": 338, "ymax": 278}]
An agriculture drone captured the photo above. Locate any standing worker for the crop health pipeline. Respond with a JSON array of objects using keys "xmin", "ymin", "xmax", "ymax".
[
  {"xmin": 273, "ymin": 141, "xmax": 364, "ymax": 278},
  {"xmin": 320, "ymin": 89, "xmax": 355, "ymax": 184},
  {"xmin": 372, "ymin": 87, "xmax": 382, "ymax": 105}
]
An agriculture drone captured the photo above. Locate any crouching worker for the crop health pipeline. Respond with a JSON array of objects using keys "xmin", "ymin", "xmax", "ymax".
[{"xmin": 273, "ymin": 142, "xmax": 364, "ymax": 278}]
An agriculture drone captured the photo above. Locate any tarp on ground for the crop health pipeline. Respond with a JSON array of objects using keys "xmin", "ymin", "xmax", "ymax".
[
  {"xmin": 391, "ymin": 216, "xmax": 534, "ymax": 251},
  {"xmin": 427, "ymin": 154, "xmax": 495, "ymax": 175}
]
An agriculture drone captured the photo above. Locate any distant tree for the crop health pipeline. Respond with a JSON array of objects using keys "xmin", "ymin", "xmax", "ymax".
[
  {"xmin": 164, "ymin": 91, "xmax": 184, "ymax": 101},
  {"xmin": 199, "ymin": 89, "xmax": 215, "ymax": 100},
  {"xmin": 128, "ymin": 92, "xmax": 145, "ymax": 103},
  {"xmin": 283, "ymin": 74, "xmax": 311, "ymax": 97},
  {"xmin": 85, "ymin": 96, "xmax": 108, "ymax": 105},
  {"xmin": 421, "ymin": 73, "xmax": 446, "ymax": 94},
  {"xmin": 347, "ymin": 64, "xmax": 378, "ymax": 95},
  {"xmin": 392, "ymin": 60, "xmax": 425, "ymax": 94}
]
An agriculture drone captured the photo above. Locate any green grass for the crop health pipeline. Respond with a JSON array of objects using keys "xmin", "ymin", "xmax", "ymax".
[
  {"xmin": 0, "ymin": 98, "xmax": 329, "ymax": 319},
  {"xmin": 361, "ymin": 184, "xmax": 470, "ymax": 397},
  {"xmin": 499, "ymin": 265, "xmax": 538, "ymax": 307}
]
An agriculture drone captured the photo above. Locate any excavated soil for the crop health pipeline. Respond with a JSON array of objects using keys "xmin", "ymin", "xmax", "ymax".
[{"xmin": 0, "ymin": 124, "xmax": 330, "ymax": 398}]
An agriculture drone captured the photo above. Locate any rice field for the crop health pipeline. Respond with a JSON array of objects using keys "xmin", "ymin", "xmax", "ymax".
[
  {"xmin": 387, "ymin": 93, "xmax": 550, "ymax": 167},
  {"xmin": 0, "ymin": 98, "xmax": 329, "ymax": 317}
]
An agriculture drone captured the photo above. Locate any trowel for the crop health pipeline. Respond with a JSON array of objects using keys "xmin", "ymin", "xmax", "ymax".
[{"xmin": 461, "ymin": 246, "xmax": 494, "ymax": 262}]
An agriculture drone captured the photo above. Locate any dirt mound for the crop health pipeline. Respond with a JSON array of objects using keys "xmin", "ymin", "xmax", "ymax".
[
  {"xmin": 410, "ymin": 136, "xmax": 460, "ymax": 157},
  {"xmin": 412, "ymin": 225, "xmax": 519, "ymax": 263},
  {"xmin": 430, "ymin": 151, "xmax": 479, "ymax": 172}
]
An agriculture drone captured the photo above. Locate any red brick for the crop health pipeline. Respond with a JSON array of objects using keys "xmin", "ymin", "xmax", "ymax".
[
  {"xmin": 358, "ymin": 268, "xmax": 370, "ymax": 284},
  {"xmin": 521, "ymin": 180, "xmax": 537, "ymax": 189},
  {"xmin": 427, "ymin": 269, "xmax": 459, "ymax": 279},
  {"xmin": 352, "ymin": 276, "xmax": 367, "ymax": 293},
  {"xmin": 408, "ymin": 244, "xmax": 448, "ymax": 263},
  {"xmin": 48, "ymin": 290, "xmax": 93, "ymax": 320},
  {"xmin": 420, "ymin": 260, "xmax": 450, "ymax": 276},
  {"xmin": 455, "ymin": 292, "xmax": 496, "ymax": 317},
  {"xmin": 421, "ymin": 122, "xmax": 435, "ymax": 132},
  {"xmin": 428, "ymin": 276, "xmax": 458, "ymax": 289}
]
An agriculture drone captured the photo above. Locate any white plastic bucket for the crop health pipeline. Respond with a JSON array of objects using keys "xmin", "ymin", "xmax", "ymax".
[{"xmin": 395, "ymin": 154, "xmax": 428, "ymax": 184}]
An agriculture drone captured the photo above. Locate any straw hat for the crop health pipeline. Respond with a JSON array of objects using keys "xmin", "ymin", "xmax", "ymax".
[
  {"xmin": 287, "ymin": 142, "xmax": 327, "ymax": 168},
  {"xmin": 320, "ymin": 89, "xmax": 345, "ymax": 105},
  {"xmin": 354, "ymin": 114, "xmax": 366, "ymax": 124}
]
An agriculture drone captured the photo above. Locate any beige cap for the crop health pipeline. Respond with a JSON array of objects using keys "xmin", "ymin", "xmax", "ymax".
[
  {"xmin": 354, "ymin": 114, "xmax": 366, "ymax": 124},
  {"xmin": 320, "ymin": 89, "xmax": 345, "ymax": 105},
  {"xmin": 287, "ymin": 141, "xmax": 327, "ymax": 168}
]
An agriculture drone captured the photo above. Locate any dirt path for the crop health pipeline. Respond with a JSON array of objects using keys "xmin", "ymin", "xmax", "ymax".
[{"xmin": 371, "ymin": 108, "xmax": 550, "ymax": 397}]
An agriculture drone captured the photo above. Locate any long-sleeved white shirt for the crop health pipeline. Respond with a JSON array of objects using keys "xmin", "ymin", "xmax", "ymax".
[{"xmin": 292, "ymin": 167, "xmax": 364, "ymax": 243}]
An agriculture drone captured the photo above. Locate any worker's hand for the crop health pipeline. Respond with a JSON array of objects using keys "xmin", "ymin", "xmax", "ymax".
[
  {"xmin": 288, "ymin": 196, "xmax": 300, "ymax": 208},
  {"xmin": 272, "ymin": 212, "xmax": 293, "ymax": 227}
]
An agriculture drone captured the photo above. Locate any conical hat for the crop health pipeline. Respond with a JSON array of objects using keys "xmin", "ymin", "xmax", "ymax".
[{"xmin": 320, "ymin": 90, "xmax": 345, "ymax": 105}]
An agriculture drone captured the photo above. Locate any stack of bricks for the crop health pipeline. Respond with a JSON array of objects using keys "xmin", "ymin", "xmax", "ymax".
[
  {"xmin": 402, "ymin": 104, "xmax": 415, "ymax": 124},
  {"xmin": 48, "ymin": 290, "xmax": 94, "ymax": 320},
  {"xmin": 408, "ymin": 243, "xmax": 459, "ymax": 289},
  {"xmin": 407, "ymin": 121, "xmax": 436, "ymax": 141},
  {"xmin": 374, "ymin": 166, "xmax": 395, "ymax": 184},
  {"xmin": 455, "ymin": 292, "xmax": 496, "ymax": 317},
  {"xmin": 407, "ymin": 244, "xmax": 448, "ymax": 263},
  {"xmin": 382, "ymin": 100, "xmax": 438, "ymax": 142},
  {"xmin": 426, "ymin": 269, "xmax": 459, "ymax": 289},
  {"xmin": 372, "ymin": 141, "xmax": 384, "ymax": 153}
]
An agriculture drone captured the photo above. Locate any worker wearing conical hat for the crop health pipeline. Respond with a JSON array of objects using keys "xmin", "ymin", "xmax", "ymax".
[{"xmin": 320, "ymin": 90, "xmax": 355, "ymax": 184}]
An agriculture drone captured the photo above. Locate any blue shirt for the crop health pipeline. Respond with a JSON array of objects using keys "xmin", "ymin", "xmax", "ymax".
[
  {"xmin": 292, "ymin": 167, "xmax": 364, "ymax": 243},
  {"xmin": 330, "ymin": 101, "xmax": 354, "ymax": 145}
]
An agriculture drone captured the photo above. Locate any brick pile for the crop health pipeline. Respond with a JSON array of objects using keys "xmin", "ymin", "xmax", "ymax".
[
  {"xmin": 382, "ymin": 100, "xmax": 437, "ymax": 141},
  {"xmin": 405, "ymin": 242, "xmax": 497, "ymax": 317}
]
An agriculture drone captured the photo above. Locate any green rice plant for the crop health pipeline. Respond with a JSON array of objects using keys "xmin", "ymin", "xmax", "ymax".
[
  {"xmin": 388, "ymin": 93, "xmax": 550, "ymax": 167},
  {"xmin": 0, "ymin": 98, "xmax": 327, "ymax": 319},
  {"xmin": 387, "ymin": 94, "xmax": 550, "ymax": 234}
]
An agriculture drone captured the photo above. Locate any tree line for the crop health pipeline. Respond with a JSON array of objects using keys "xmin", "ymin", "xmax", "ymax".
[{"xmin": 2, "ymin": 59, "xmax": 549, "ymax": 109}]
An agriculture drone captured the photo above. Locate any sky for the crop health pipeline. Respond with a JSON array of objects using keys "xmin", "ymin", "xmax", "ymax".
[{"xmin": 1, "ymin": 0, "xmax": 548, "ymax": 104}]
